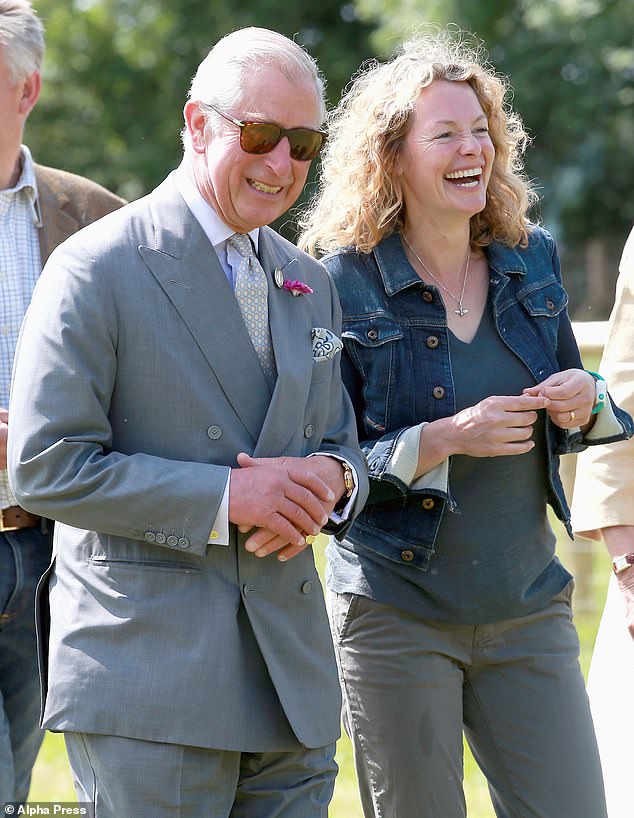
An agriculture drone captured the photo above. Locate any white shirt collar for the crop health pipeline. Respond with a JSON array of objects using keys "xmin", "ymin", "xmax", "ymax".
[{"xmin": 173, "ymin": 162, "xmax": 259, "ymax": 252}]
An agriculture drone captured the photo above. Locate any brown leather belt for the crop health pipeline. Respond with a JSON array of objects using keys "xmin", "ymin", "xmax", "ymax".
[{"xmin": 0, "ymin": 505, "xmax": 42, "ymax": 531}]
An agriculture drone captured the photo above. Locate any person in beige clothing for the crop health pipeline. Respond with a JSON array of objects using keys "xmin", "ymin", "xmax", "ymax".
[{"xmin": 572, "ymin": 225, "xmax": 634, "ymax": 818}]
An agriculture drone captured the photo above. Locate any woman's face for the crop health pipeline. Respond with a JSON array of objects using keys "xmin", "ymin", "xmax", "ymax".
[{"xmin": 396, "ymin": 80, "xmax": 495, "ymax": 229}]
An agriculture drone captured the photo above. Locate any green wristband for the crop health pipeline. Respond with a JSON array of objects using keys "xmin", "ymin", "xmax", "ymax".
[{"xmin": 586, "ymin": 370, "xmax": 606, "ymax": 414}]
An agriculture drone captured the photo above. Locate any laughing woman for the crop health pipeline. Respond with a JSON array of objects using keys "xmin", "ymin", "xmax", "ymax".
[{"xmin": 299, "ymin": 31, "xmax": 633, "ymax": 818}]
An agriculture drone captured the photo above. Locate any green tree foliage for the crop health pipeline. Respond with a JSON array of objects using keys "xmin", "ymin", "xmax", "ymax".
[
  {"xmin": 27, "ymin": 0, "xmax": 375, "ymax": 215},
  {"xmin": 354, "ymin": 0, "xmax": 634, "ymax": 280},
  {"xmin": 25, "ymin": 0, "xmax": 633, "ymax": 291}
]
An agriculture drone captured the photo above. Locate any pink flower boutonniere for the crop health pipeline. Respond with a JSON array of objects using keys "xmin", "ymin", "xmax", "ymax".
[
  {"xmin": 273, "ymin": 261, "xmax": 313, "ymax": 295},
  {"xmin": 282, "ymin": 279, "xmax": 314, "ymax": 297}
]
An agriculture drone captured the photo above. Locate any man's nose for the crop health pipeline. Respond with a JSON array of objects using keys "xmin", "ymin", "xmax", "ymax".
[{"xmin": 264, "ymin": 137, "xmax": 294, "ymax": 175}]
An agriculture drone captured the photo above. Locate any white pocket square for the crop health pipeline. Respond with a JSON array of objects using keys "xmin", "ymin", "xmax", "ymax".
[{"xmin": 312, "ymin": 327, "xmax": 343, "ymax": 362}]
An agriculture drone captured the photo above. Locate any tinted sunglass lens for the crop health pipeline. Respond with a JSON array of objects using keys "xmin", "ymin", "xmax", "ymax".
[
  {"xmin": 241, "ymin": 123, "xmax": 282, "ymax": 154},
  {"xmin": 240, "ymin": 121, "xmax": 325, "ymax": 160},
  {"xmin": 288, "ymin": 132, "xmax": 324, "ymax": 161}
]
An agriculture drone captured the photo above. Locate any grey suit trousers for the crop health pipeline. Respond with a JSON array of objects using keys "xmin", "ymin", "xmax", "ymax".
[{"xmin": 65, "ymin": 732, "xmax": 337, "ymax": 818}]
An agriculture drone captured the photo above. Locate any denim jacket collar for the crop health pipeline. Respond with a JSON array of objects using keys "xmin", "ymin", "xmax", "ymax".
[
  {"xmin": 373, "ymin": 232, "xmax": 531, "ymax": 298},
  {"xmin": 486, "ymin": 240, "xmax": 530, "ymax": 278},
  {"xmin": 373, "ymin": 233, "xmax": 422, "ymax": 296}
]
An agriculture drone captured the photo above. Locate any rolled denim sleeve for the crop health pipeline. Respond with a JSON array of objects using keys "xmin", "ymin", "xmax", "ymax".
[
  {"xmin": 383, "ymin": 423, "xmax": 449, "ymax": 494},
  {"xmin": 556, "ymin": 393, "xmax": 634, "ymax": 455}
]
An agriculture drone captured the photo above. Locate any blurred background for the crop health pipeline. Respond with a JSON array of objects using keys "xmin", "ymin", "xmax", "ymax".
[
  {"xmin": 28, "ymin": 0, "xmax": 634, "ymax": 320},
  {"xmin": 25, "ymin": 0, "xmax": 632, "ymax": 813}
]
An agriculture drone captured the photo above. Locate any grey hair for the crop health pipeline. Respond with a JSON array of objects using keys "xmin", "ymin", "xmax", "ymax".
[
  {"xmin": 182, "ymin": 27, "xmax": 326, "ymax": 151},
  {"xmin": 0, "ymin": 0, "xmax": 45, "ymax": 84}
]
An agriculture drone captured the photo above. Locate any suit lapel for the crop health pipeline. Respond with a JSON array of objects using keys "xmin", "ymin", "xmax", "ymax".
[
  {"xmin": 138, "ymin": 179, "xmax": 271, "ymax": 445},
  {"xmin": 254, "ymin": 228, "xmax": 314, "ymax": 457}
]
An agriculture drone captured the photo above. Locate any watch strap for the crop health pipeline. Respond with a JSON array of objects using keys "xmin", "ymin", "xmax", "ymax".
[
  {"xmin": 586, "ymin": 370, "xmax": 607, "ymax": 414},
  {"xmin": 612, "ymin": 553, "xmax": 634, "ymax": 574}
]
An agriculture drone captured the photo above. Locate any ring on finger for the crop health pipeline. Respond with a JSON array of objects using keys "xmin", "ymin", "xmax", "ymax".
[
  {"xmin": 569, "ymin": 409, "xmax": 576, "ymax": 422},
  {"xmin": 304, "ymin": 534, "xmax": 316, "ymax": 546}
]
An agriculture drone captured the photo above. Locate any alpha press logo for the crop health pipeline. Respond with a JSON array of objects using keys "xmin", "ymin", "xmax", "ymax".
[{"xmin": 4, "ymin": 805, "xmax": 93, "ymax": 816}]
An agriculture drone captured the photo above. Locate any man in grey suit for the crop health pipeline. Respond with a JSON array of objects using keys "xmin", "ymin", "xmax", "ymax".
[
  {"xmin": 8, "ymin": 26, "xmax": 368, "ymax": 818},
  {"xmin": 0, "ymin": 0, "xmax": 123, "ymax": 803}
]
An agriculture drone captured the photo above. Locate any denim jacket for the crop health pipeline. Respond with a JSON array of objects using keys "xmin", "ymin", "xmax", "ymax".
[{"xmin": 323, "ymin": 227, "xmax": 633, "ymax": 571}]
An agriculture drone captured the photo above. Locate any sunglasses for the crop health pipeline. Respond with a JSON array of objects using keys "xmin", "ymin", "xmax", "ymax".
[{"xmin": 207, "ymin": 104, "xmax": 326, "ymax": 162}]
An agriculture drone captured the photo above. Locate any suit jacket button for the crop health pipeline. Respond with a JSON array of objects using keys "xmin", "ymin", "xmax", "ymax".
[
  {"xmin": 401, "ymin": 550, "xmax": 414, "ymax": 562},
  {"xmin": 301, "ymin": 581, "xmax": 313, "ymax": 594},
  {"xmin": 155, "ymin": 532, "xmax": 166, "ymax": 544},
  {"xmin": 178, "ymin": 537, "xmax": 190, "ymax": 549},
  {"xmin": 242, "ymin": 584, "xmax": 254, "ymax": 596},
  {"xmin": 207, "ymin": 425, "xmax": 222, "ymax": 440},
  {"xmin": 144, "ymin": 531, "xmax": 156, "ymax": 542},
  {"xmin": 304, "ymin": 424, "xmax": 314, "ymax": 438},
  {"xmin": 166, "ymin": 535, "xmax": 178, "ymax": 546}
]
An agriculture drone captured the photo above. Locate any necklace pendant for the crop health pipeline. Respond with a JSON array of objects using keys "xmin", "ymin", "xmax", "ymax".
[{"xmin": 455, "ymin": 305, "xmax": 469, "ymax": 317}]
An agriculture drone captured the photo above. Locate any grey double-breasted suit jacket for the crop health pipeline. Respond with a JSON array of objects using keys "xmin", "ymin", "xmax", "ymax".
[{"xmin": 8, "ymin": 175, "xmax": 368, "ymax": 752}]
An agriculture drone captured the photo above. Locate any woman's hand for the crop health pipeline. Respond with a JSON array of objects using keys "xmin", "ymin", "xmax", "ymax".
[
  {"xmin": 449, "ymin": 394, "xmax": 550, "ymax": 457},
  {"xmin": 416, "ymin": 394, "xmax": 550, "ymax": 476},
  {"xmin": 523, "ymin": 369, "xmax": 595, "ymax": 429}
]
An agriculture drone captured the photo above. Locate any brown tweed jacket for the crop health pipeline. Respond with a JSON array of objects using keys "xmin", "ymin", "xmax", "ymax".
[{"xmin": 35, "ymin": 163, "xmax": 126, "ymax": 264}]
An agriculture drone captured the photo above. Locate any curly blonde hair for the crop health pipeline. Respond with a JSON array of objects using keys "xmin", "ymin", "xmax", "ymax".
[{"xmin": 298, "ymin": 29, "xmax": 537, "ymax": 255}]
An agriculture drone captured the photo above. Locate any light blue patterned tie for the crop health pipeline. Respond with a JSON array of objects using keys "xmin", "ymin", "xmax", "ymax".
[{"xmin": 228, "ymin": 233, "xmax": 276, "ymax": 389}]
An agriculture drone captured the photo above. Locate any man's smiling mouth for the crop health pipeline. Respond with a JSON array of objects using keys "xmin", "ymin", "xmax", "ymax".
[{"xmin": 248, "ymin": 178, "xmax": 283, "ymax": 194}]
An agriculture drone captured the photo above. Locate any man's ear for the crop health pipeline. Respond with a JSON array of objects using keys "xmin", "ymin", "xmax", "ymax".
[
  {"xmin": 183, "ymin": 100, "xmax": 208, "ymax": 154},
  {"xmin": 19, "ymin": 70, "xmax": 41, "ymax": 117}
]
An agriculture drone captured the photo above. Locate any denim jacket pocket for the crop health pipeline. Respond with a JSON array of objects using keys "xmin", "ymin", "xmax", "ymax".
[
  {"xmin": 517, "ymin": 280, "xmax": 568, "ymax": 318},
  {"xmin": 513, "ymin": 280, "xmax": 568, "ymax": 352},
  {"xmin": 343, "ymin": 315, "xmax": 403, "ymax": 435}
]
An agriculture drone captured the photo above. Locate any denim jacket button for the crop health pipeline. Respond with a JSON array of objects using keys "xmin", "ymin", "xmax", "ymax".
[
  {"xmin": 401, "ymin": 550, "xmax": 414, "ymax": 562},
  {"xmin": 546, "ymin": 299, "xmax": 555, "ymax": 311},
  {"xmin": 426, "ymin": 336, "xmax": 439, "ymax": 349},
  {"xmin": 432, "ymin": 386, "xmax": 445, "ymax": 399},
  {"xmin": 422, "ymin": 290, "xmax": 433, "ymax": 303},
  {"xmin": 422, "ymin": 498, "xmax": 435, "ymax": 510},
  {"xmin": 367, "ymin": 328, "xmax": 378, "ymax": 340}
]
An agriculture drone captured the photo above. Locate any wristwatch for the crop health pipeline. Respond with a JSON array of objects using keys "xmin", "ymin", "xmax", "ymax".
[
  {"xmin": 341, "ymin": 461, "xmax": 355, "ymax": 498},
  {"xmin": 612, "ymin": 553, "xmax": 634, "ymax": 574}
]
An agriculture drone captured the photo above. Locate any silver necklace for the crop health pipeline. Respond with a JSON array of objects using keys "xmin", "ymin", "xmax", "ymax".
[{"xmin": 402, "ymin": 235, "xmax": 471, "ymax": 317}]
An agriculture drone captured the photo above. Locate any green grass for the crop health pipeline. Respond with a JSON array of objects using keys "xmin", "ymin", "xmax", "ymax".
[
  {"xmin": 29, "ymin": 521, "xmax": 608, "ymax": 816},
  {"xmin": 29, "ymin": 731, "xmax": 73, "ymax": 800}
]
